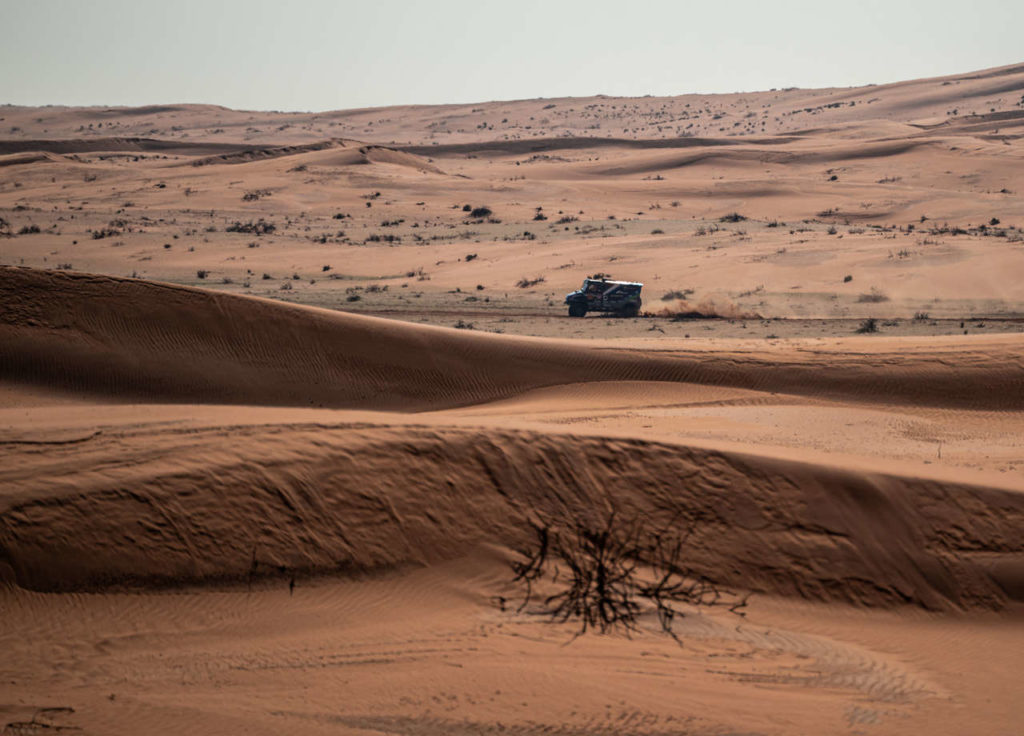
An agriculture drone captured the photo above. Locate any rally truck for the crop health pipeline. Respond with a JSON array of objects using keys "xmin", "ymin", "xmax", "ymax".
[{"xmin": 564, "ymin": 278, "xmax": 643, "ymax": 318}]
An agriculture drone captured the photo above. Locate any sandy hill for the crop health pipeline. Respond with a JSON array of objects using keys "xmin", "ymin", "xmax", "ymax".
[
  {"xmin": 3, "ymin": 63, "xmax": 1023, "ymax": 147},
  {"xmin": 2, "ymin": 265, "xmax": 1022, "ymax": 607}
]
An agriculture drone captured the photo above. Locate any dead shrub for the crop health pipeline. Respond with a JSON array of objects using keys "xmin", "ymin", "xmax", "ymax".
[
  {"xmin": 511, "ymin": 512, "xmax": 747, "ymax": 641},
  {"xmin": 516, "ymin": 275, "xmax": 546, "ymax": 288}
]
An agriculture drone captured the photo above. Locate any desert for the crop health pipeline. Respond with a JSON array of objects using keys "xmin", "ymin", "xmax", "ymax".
[{"xmin": 2, "ymin": 53, "xmax": 1024, "ymax": 736}]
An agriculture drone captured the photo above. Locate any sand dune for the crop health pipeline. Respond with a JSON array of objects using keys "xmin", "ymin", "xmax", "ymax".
[
  {"xmin": 3, "ymin": 62, "xmax": 1022, "ymax": 147},
  {"xmin": 1, "ymin": 266, "xmax": 1022, "ymax": 613},
  {"xmin": 2, "ymin": 411, "xmax": 1022, "ymax": 611},
  {"xmin": 3, "ymin": 267, "xmax": 1022, "ymax": 412},
  {"xmin": 0, "ymin": 151, "xmax": 68, "ymax": 167},
  {"xmin": 0, "ymin": 136, "xmax": 260, "ymax": 157},
  {"xmin": 3, "ymin": 62, "xmax": 1024, "ymax": 736},
  {"xmin": 190, "ymin": 140, "xmax": 446, "ymax": 172}
]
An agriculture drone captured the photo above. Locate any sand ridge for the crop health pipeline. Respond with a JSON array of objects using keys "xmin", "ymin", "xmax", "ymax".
[
  {"xmin": 1, "ymin": 266, "xmax": 1023, "ymax": 611},
  {"xmin": 2, "ymin": 267, "xmax": 1023, "ymax": 412}
]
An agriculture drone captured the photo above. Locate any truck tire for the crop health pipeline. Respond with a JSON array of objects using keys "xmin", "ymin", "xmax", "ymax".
[
  {"xmin": 568, "ymin": 303, "xmax": 587, "ymax": 318},
  {"xmin": 620, "ymin": 302, "xmax": 639, "ymax": 318}
]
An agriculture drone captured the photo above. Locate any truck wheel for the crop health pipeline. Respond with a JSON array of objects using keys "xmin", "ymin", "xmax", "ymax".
[
  {"xmin": 620, "ymin": 303, "xmax": 639, "ymax": 318},
  {"xmin": 568, "ymin": 303, "xmax": 587, "ymax": 318}
]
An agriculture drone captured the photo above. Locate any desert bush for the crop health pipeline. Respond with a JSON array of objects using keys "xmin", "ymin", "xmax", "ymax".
[
  {"xmin": 516, "ymin": 275, "xmax": 546, "ymax": 288},
  {"xmin": 857, "ymin": 287, "xmax": 889, "ymax": 303},
  {"xmin": 468, "ymin": 206, "xmax": 492, "ymax": 219},
  {"xmin": 364, "ymin": 234, "xmax": 401, "ymax": 243},
  {"xmin": 719, "ymin": 212, "xmax": 747, "ymax": 223},
  {"xmin": 18, "ymin": 224, "xmax": 41, "ymax": 235},
  {"xmin": 453, "ymin": 319, "xmax": 475, "ymax": 329},
  {"xmin": 465, "ymin": 253, "xmax": 477, "ymax": 262},
  {"xmin": 511, "ymin": 512, "xmax": 747, "ymax": 641},
  {"xmin": 196, "ymin": 270, "xmax": 209, "ymax": 279},
  {"xmin": 913, "ymin": 311, "xmax": 930, "ymax": 321},
  {"xmin": 91, "ymin": 227, "xmax": 122, "ymax": 240},
  {"xmin": 843, "ymin": 274, "xmax": 853, "ymax": 283},
  {"xmin": 856, "ymin": 318, "xmax": 879, "ymax": 333},
  {"xmin": 346, "ymin": 294, "xmax": 361, "ymax": 302},
  {"xmin": 226, "ymin": 219, "xmax": 276, "ymax": 236}
]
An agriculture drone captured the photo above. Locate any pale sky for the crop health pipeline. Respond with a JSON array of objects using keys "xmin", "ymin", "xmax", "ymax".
[{"xmin": 2, "ymin": 0, "xmax": 1021, "ymax": 111}]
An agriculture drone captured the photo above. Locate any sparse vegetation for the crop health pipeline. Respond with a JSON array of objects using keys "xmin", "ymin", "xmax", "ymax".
[
  {"xmin": 857, "ymin": 287, "xmax": 889, "ymax": 303},
  {"xmin": 516, "ymin": 275, "xmax": 546, "ymax": 288},
  {"xmin": 365, "ymin": 234, "xmax": 401, "ymax": 243},
  {"xmin": 511, "ymin": 512, "xmax": 747, "ymax": 641},
  {"xmin": 856, "ymin": 317, "xmax": 879, "ymax": 333},
  {"xmin": 226, "ymin": 219, "xmax": 276, "ymax": 235}
]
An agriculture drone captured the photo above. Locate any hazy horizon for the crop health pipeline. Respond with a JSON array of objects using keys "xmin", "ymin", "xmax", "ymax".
[{"xmin": 2, "ymin": 0, "xmax": 1022, "ymax": 112}]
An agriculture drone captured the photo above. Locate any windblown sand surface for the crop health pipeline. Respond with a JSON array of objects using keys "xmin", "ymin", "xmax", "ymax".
[{"xmin": 2, "ymin": 64, "xmax": 1024, "ymax": 735}]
